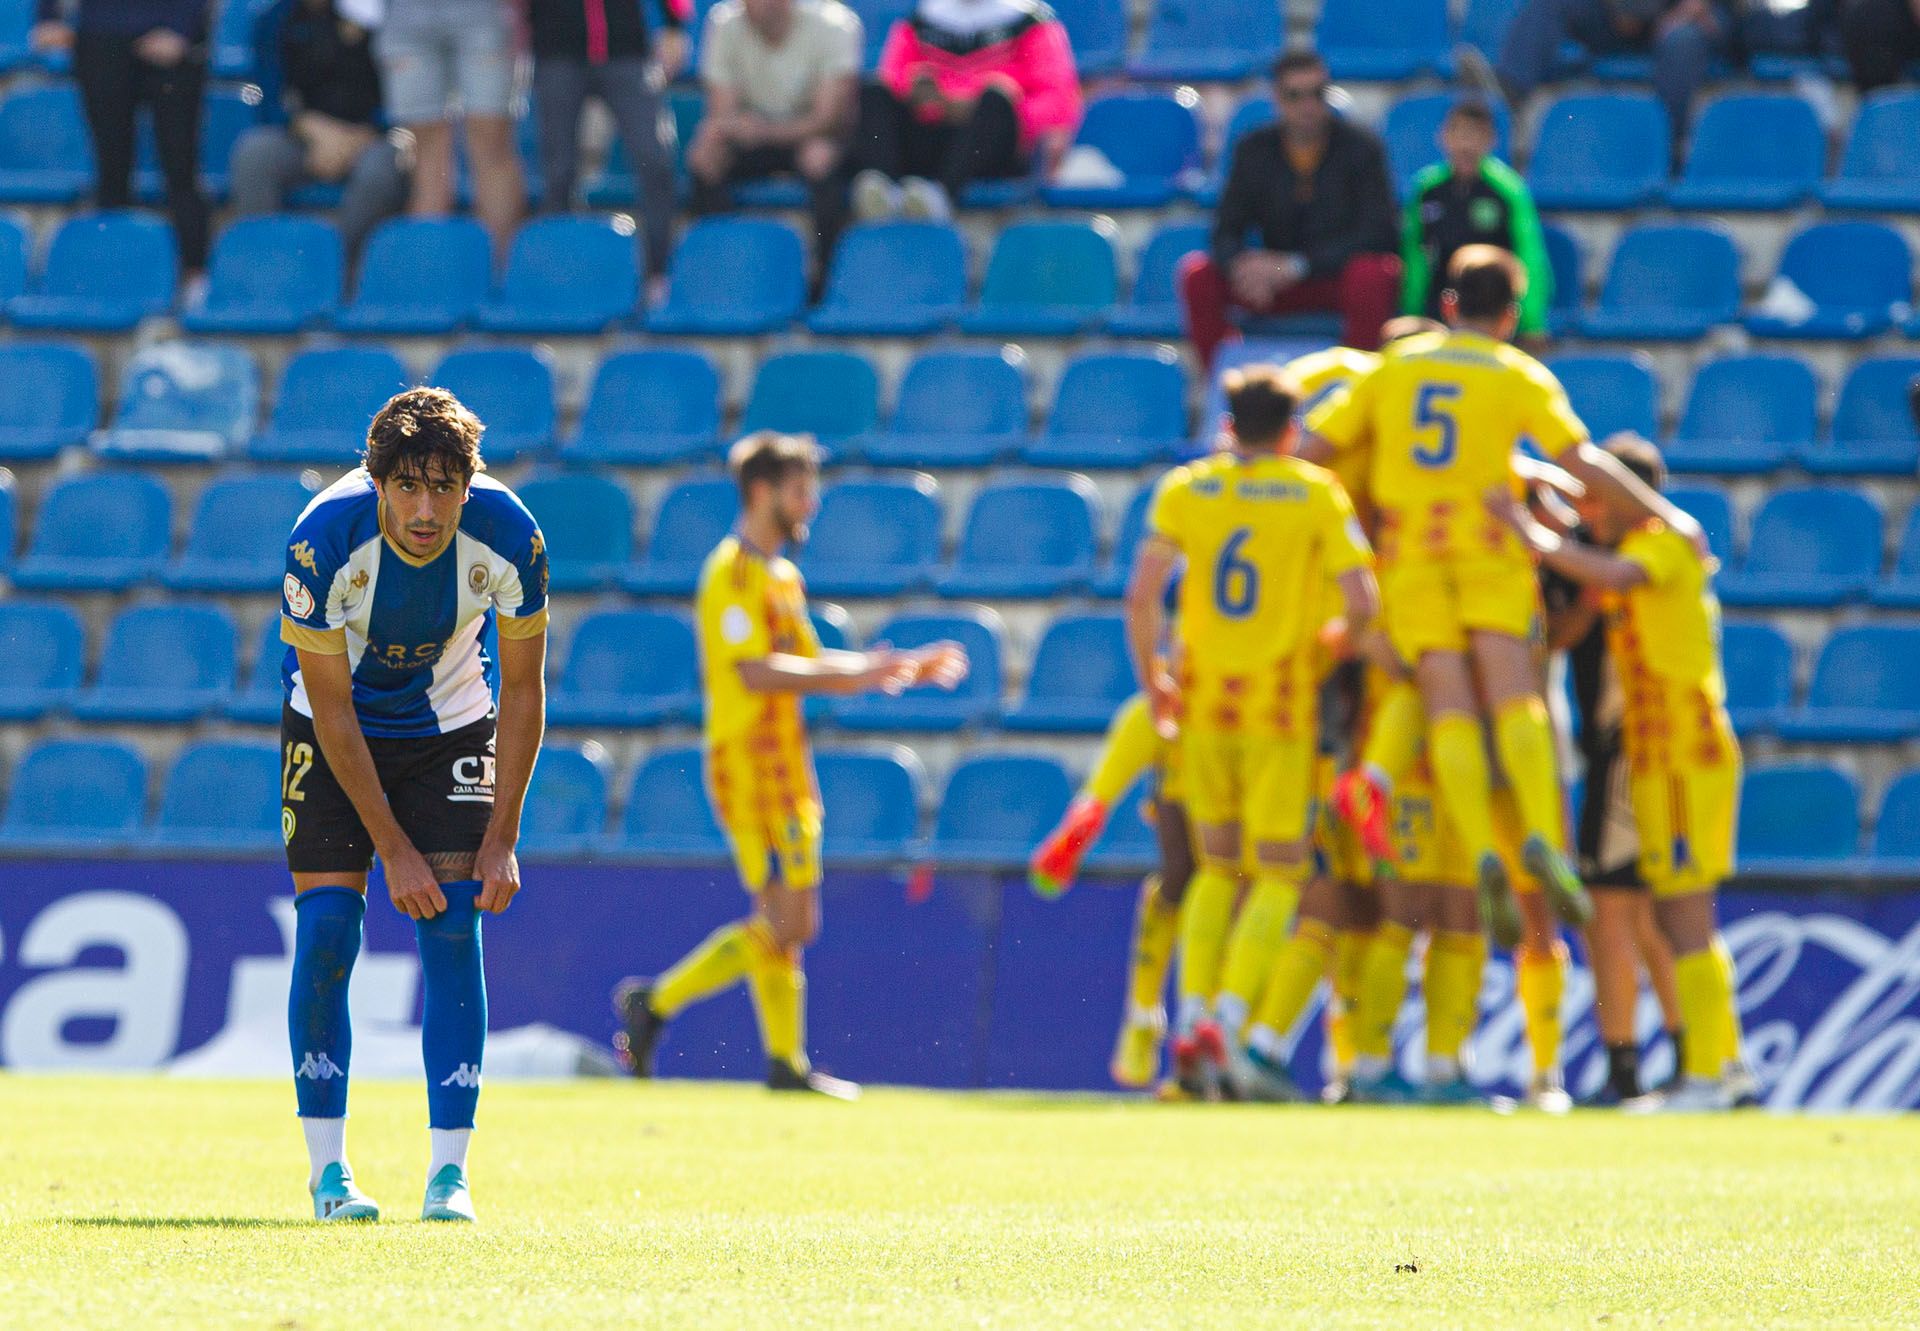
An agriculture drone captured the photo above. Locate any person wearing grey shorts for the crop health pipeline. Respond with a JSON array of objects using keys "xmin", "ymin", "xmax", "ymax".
[{"xmin": 377, "ymin": 0, "xmax": 524, "ymax": 254}]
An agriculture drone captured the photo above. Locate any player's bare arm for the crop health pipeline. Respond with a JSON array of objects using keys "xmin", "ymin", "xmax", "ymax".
[
  {"xmin": 735, "ymin": 643, "xmax": 967, "ymax": 697},
  {"xmin": 1484, "ymin": 487, "xmax": 1650, "ymax": 592},
  {"xmin": 476, "ymin": 629, "xmax": 545, "ymax": 914},
  {"xmin": 1556, "ymin": 437, "xmax": 1708, "ymax": 557},
  {"xmin": 295, "ymin": 645, "xmax": 448, "ymax": 921},
  {"xmin": 1123, "ymin": 535, "xmax": 1180, "ymax": 739}
]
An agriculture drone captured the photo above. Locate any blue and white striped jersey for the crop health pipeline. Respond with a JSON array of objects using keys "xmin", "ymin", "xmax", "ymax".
[{"xmin": 279, "ymin": 468, "xmax": 549, "ymax": 738}]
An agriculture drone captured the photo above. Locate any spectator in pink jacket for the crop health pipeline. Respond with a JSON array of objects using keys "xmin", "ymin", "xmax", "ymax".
[{"xmin": 846, "ymin": 0, "xmax": 1081, "ymax": 221}]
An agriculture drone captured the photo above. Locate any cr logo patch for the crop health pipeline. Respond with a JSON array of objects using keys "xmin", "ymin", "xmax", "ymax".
[
  {"xmin": 283, "ymin": 573, "xmax": 315, "ymax": 619},
  {"xmin": 468, "ymin": 564, "xmax": 490, "ymax": 594}
]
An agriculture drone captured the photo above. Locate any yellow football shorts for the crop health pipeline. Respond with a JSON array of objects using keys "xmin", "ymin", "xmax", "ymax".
[
  {"xmin": 1393, "ymin": 771, "xmax": 1526, "ymax": 889},
  {"xmin": 1181, "ymin": 728, "xmax": 1315, "ymax": 867},
  {"xmin": 1381, "ymin": 555, "xmax": 1541, "ymax": 662},
  {"xmin": 706, "ymin": 741, "xmax": 824, "ymax": 893},
  {"xmin": 1630, "ymin": 762, "xmax": 1739, "ymax": 896},
  {"xmin": 719, "ymin": 806, "xmax": 823, "ymax": 893}
]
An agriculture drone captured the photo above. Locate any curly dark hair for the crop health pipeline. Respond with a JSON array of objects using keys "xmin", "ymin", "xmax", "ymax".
[{"xmin": 365, "ymin": 388, "xmax": 486, "ymax": 484}]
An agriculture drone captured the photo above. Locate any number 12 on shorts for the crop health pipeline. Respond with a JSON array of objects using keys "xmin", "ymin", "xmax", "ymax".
[{"xmin": 1412, "ymin": 382, "xmax": 1461, "ymax": 468}]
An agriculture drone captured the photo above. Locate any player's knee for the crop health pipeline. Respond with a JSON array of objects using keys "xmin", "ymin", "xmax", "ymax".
[{"xmin": 795, "ymin": 137, "xmax": 840, "ymax": 180}]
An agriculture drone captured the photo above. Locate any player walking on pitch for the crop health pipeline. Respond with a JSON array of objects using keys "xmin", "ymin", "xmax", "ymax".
[
  {"xmin": 615, "ymin": 432, "xmax": 968, "ymax": 1097},
  {"xmin": 279, "ymin": 388, "xmax": 550, "ymax": 1222}
]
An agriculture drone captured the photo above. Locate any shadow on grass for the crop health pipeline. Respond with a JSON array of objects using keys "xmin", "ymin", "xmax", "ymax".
[{"xmin": 56, "ymin": 1216, "xmax": 314, "ymax": 1231}]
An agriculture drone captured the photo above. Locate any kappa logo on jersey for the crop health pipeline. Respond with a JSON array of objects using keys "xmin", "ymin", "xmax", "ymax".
[
  {"xmin": 450, "ymin": 754, "xmax": 496, "ymax": 804},
  {"xmin": 343, "ymin": 568, "xmax": 370, "ymax": 610},
  {"xmin": 283, "ymin": 573, "xmax": 315, "ymax": 619},
  {"xmin": 439, "ymin": 1063, "xmax": 482, "ymax": 1089},
  {"xmin": 297, "ymin": 1051, "xmax": 344, "ymax": 1080},
  {"xmin": 291, "ymin": 541, "xmax": 319, "ymax": 575}
]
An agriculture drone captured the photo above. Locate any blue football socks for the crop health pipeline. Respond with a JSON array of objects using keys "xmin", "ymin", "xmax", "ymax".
[
  {"xmin": 289, "ymin": 887, "xmax": 365, "ymax": 1119},
  {"xmin": 417, "ymin": 881, "xmax": 487, "ymax": 1131}
]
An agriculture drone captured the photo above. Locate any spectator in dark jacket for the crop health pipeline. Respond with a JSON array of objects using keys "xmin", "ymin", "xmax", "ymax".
[
  {"xmin": 1179, "ymin": 51, "xmax": 1401, "ymax": 368},
  {"xmin": 228, "ymin": 0, "xmax": 406, "ymax": 255},
  {"xmin": 32, "ymin": 0, "xmax": 211, "ymax": 278},
  {"xmin": 530, "ymin": 0, "xmax": 690, "ymax": 287},
  {"xmin": 1841, "ymin": 0, "xmax": 1920, "ymax": 90}
]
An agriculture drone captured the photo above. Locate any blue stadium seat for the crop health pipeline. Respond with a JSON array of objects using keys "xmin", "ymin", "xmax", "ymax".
[
  {"xmin": 211, "ymin": 0, "xmax": 280, "ymax": 78},
  {"xmin": 937, "ymin": 478, "xmax": 1099, "ymax": 598},
  {"xmin": 649, "ymin": 217, "xmax": 805, "ymax": 335},
  {"xmin": 12, "ymin": 472, "xmax": 170, "ymax": 590},
  {"xmin": 251, "ymin": 345, "xmax": 410, "ymax": 463},
  {"xmin": 1460, "ymin": 0, "xmax": 1525, "ymax": 57},
  {"xmin": 863, "ymin": 349, "xmax": 1030, "ymax": 468},
  {"xmin": 605, "ymin": 745, "xmax": 727, "ymax": 858},
  {"xmin": 0, "ymin": 84, "xmax": 91, "ymax": 202},
  {"xmin": 738, "ymin": 350, "xmax": 879, "ymax": 463},
  {"xmin": 1747, "ymin": 222, "xmax": 1910, "ymax": 340},
  {"xmin": 0, "ymin": 478, "xmax": 10, "ymax": 578},
  {"xmin": 166, "ymin": 473, "xmax": 316, "ymax": 592},
  {"xmin": 94, "ymin": 342, "xmax": 260, "ymax": 461},
  {"xmin": 427, "ymin": 348, "xmax": 554, "ymax": 461},
  {"xmin": 808, "ymin": 221, "xmax": 965, "ymax": 336},
  {"xmin": 148, "ymin": 741, "xmax": 280, "ymax": 851},
  {"xmin": 1665, "ymin": 485, "xmax": 1734, "ymax": 566},
  {"xmin": 1049, "ymin": 0, "xmax": 1126, "ymax": 73},
  {"xmin": 624, "ymin": 476, "xmax": 738, "ymax": 597},
  {"xmin": 1872, "ymin": 770, "xmax": 1920, "ymax": 870},
  {"xmin": 1024, "ymin": 350, "xmax": 1187, "ymax": 468},
  {"xmin": 1871, "ymin": 508, "xmax": 1920, "ymax": 609},
  {"xmin": 817, "ymin": 747, "xmax": 924, "ymax": 863},
  {"xmin": 0, "ymin": 0, "xmax": 34, "ymax": 70},
  {"xmin": 0, "ymin": 739, "xmax": 147, "ymax": 851},
  {"xmin": 1195, "ymin": 96, "xmax": 1275, "ymax": 205},
  {"xmin": 8, "ymin": 211, "xmax": 175, "ymax": 330},
  {"xmin": 1718, "ymin": 488, "xmax": 1881, "ymax": 609},
  {"xmin": 1545, "ymin": 353, "xmax": 1659, "ymax": 442},
  {"xmin": 181, "ymin": 216, "xmax": 342, "ymax": 334},
  {"xmin": 1540, "ymin": 222, "xmax": 1582, "ymax": 334},
  {"xmin": 1094, "ymin": 484, "xmax": 1153, "ymax": 598},
  {"xmin": 1821, "ymin": 88, "xmax": 1920, "ymax": 211},
  {"xmin": 1667, "ymin": 93, "xmax": 1824, "ymax": 210},
  {"xmin": 956, "ymin": 221, "xmax": 1118, "ymax": 336},
  {"xmin": 1044, "ymin": 91, "xmax": 1201, "ymax": 209},
  {"xmin": 548, "ymin": 610, "xmax": 699, "ymax": 727},
  {"xmin": 1722, "ymin": 621, "xmax": 1794, "ymax": 735},
  {"xmin": 334, "ymin": 218, "xmax": 491, "ymax": 335},
  {"xmin": 518, "ymin": 744, "xmax": 610, "ymax": 855},
  {"xmin": 1129, "ymin": 0, "xmax": 1281, "ymax": 80},
  {"xmin": 1666, "ymin": 355, "xmax": 1814, "ymax": 474},
  {"xmin": 1384, "ymin": 92, "xmax": 1512, "ymax": 196},
  {"xmin": 516, "ymin": 472, "xmax": 635, "ymax": 592},
  {"xmin": 833, "ymin": 608, "xmax": 1003, "ymax": 731},
  {"xmin": 565, "ymin": 348, "xmax": 720, "ymax": 465},
  {"xmin": 1776, "ymin": 627, "xmax": 1920, "ymax": 743},
  {"xmin": 930, "ymin": 754, "xmax": 1073, "ymax": 867},
  {"xmin": 1082, "ymin": 781, "xmax": 1157, "ymax": 874},
  {"xmin": 0, "ymin": 341, "xmax": 97, "ymax": 459},
  {"xmin": 801, "ymin": 475, "xmax": 943, "ymax": 597},
  {"xmin": 1738, "ymin": 764, "xmax": 1860, "ymax": 871},
  {"xmin": 473, "ymin": 215, "xmax": 638, "ymax": 334},
  {"xmin": 73, "ymin": 604, "xmax": 237, "ymax": 724},
  {"xmin": 0, "ymin": 212, "xmax": 27, "ymax": 304},
  {"xmin": 1803, "ymin": 357, "xmax": 1920, "ymax": 477},
  {"xmin": 1578, "ymin": 225, "xmax": 1740, "ymax": 341},
  {"xmin": 1106, "ymin": 221, "xmax": 1207, "ymax": 338},
  {"xmin": 1315, "ymin": 0, "xmax": 1449, "ymax": 79},
  {"xmin": 227, "ymin": 615, "xmax": 288, "ymax": 725},
  {"xmin": 1527, "ymin": 92, "xmax": 1669, "ymax": 210},
  {"xmin": 1004, "ymin": 613, "xmax": 1136, "ymax": 733},
  {"xmin": 0, "ymin": 601, "xmax": 84, "ymax": 720},
  {"xmin": 137, "ymin": 88, "xmax": 257, "ymax": 202}
]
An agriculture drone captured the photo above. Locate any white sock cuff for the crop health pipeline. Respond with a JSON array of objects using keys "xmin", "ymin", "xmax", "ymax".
[{"xmin": 429, "ymin": 1127, "xmax": 473, "ymax": 1178}]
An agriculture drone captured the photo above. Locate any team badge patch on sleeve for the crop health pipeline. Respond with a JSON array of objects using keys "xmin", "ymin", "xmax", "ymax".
[{"xmin": 284, "ymin": 573, "xmax": 315, "ymax": 618}]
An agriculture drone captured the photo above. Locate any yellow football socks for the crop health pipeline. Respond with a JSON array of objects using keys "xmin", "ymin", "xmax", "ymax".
[
  {"xmin": 1353, "ymin": 921, "xmax": 1416, "ymax": 1060},
  {"xmin": 1424, "ymin": 930, "xmax": 1487, "ymax": 1061},
  {"xmin": 1358, "ymin": 680, "xmax": 1425, "ymax": 790},
  {"xmin": 1126, "ymin": 875, "xmax": 1180, "ymax": 1016},
  {"xmin": 1085, "ymin": 693, "xmax": 1164, "ymax": 806},
  {"xmin": 1327, "ymin": 927, "xmax": 1374, "ymax": 1071},
  {"xmin": 1712, "ymin": 934, "xmax": 1745, "ymax": 1071},
  {"xmin": 1214, "ymin": 871, "xmax": 1304, "ymax": 1036},
  {"xmin": 1493, "ymin": 696, "xmax": 1566, "ymax": 850},
  {"xmin": 744, "ymin": 920, "xmax": 806, "ymax": 1069},
  {"xmin": 1177, "ymin": 865, "xmax": 1239, "ymax": 1027},
  {"xmin": 1675, "ymin": 939, "xmax": 1738, "ymax": 1080},
  {"xmin": 1249, "ymin": 916, "xmax": 1336, "ymax": 1046},
  {"xmin": 1429, "ymin": 712, "xmax": 1498, "ymax": 858},
  {"xmin": 1516, "ymin": 942, "xmax": 1568, "ymax": 1077},
  {"xmin": 650, "ymin": 921, "xmax": 751, "ymax": 1018}
]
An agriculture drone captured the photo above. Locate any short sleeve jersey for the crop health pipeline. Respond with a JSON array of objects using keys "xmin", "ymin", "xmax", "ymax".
[
  {"xmin": 1306, "ymin": 329, "xmax": 1586, "ymax": 565},
  {"xmin": 695, "ymin": 535, "xmax": 822, "ymax": 751},
  {"xmin": 1284, "ymin": 346, "xmax": 1380, "ymax": 518},
  {"xmin": 280, "ymin": 469, "xmax": 548, "ymax": 738},
  {"xmin": 700, "ymin": 0, "xmax": 862, "ymax": 121},
  {"xmin": 1603, "ymin": 522, "xmax": 1738, "ymax": 773},
  {"xmin": 1148, "ymin": 452, "xmax": 1372, "ymax": 731}
]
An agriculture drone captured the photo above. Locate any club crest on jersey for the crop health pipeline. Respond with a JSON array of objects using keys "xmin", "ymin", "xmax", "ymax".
[
  {"xmin": 283, "ymin": 573, "xmax": 315, "ymax": 618},
  {"xmin": 281, "ymin": 807, "xmax": 296, "ymax": 844},
  {"xmin": 291, "ymin": 540, "xmax": 319, "ymax": 574},
  {"xmin": 468, "ymin": 563, "xmax": 489, "ymax": 595}
]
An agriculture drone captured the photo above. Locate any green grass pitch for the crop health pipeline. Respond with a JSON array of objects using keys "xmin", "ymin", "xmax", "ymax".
[{"xmin": 0, "ymin": 1076, "xmax": 1911, "ymax": 1329}]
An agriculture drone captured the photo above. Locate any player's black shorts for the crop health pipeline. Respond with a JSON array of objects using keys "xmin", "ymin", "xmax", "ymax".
[
  {"xmin": 1577, "ymin": 737, "xmax": 1645, "ymax": 891},
  {"xmin": 279, "ymin": 705, "xmax": 496, "ymax": 874}
]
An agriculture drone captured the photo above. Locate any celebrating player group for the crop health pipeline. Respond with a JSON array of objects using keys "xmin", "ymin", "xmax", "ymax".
[{"xmin": 1033, "ymin": 244, "xmax": 1749, "ymax": 1114}]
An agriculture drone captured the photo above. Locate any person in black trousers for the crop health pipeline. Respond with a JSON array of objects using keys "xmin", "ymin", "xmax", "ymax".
[{"xmin": 33, "ymin": 0, "xmax": 212, "ymax": 278}]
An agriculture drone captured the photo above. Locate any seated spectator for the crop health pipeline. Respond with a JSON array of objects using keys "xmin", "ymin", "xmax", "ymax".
[
  {"xmin": 846, "ymin": 0, "xmax": 1081, "ymax": 221},
  {"xmin": 229, "ymin": 0, "xmax": 407, "ymax": 256},
  {"xmin": 1401, "ymin": 98, "xmax": 1550, "ymax": 344},
  {"xmin": 1479, "ymin": 0, "xmax": 1737, "ymax": 137},
  {"xmin": 1179, "ymin": 51, "xmax": 1400, "ymax": 368},
  {"xmin": 376, "ymin": 0, "xmax": 525, "ymax": 256},
  {"xmin": 1841, "ymin": 0, "xmax": 1920, "ymax": 91},
  {"xmin": 33, "ymin": 0, "xmax": 210, "ymax": 280},
  {"xmin": 690, "ymin": 0, "xmax": 860, "ymax": 266},
  {"xmin": 530, "ymin": 0, "xmax": 689, "ymax": 289}
]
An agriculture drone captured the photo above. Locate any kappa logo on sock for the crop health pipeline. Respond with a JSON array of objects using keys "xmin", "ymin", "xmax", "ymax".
[
  {"xmin": 297, "ymin": 1051, "xmax": 344, "ymax": 1080},
  {"xmin": 438, "ymin": 1063, "xmax": 482, "ymax": 1089}
]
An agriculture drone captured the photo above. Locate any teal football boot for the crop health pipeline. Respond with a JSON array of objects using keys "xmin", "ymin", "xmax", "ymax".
[
  {"xmin": 311, "ymin": 1163, "xmax": 380, "ymax": 1222},
  {"xmin": 420, "ymin": 1164, "xmax": 477, "ymax": 1223}
]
